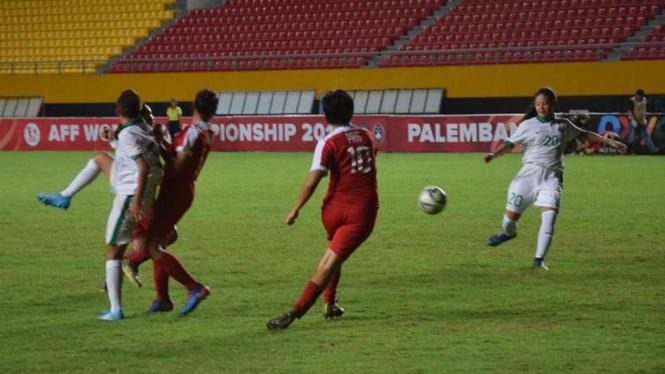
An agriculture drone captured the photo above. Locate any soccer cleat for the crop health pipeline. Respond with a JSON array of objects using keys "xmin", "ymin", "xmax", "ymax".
[
  {"xmin": 146, "ymin": 299, "xmax": 174, "ymax": 314},
  {"xmin": 324, "ymin": 302, "xmax": 345, "ymax": 319},
  {"xmin": 180, "ymin": 283, "xmax": 210, "ymax": 316},
  {"xmin": 267, "ymin": 310, "xmax": 300, "ymax": 331},
  {"xmin": 37, "ymin": 192, "xmax": 71, "ymax": 210},
  {"xmin": 99, "ymin": 279, "xmax": 107, "ymax": 293},
  {"xmin": 97, "ymin": 309, "xmax": 124, "ymax": 321},
  {"xmin": 121, "ymin": 259, "xmax": 142, "ymax": 288},
  {"xmin": 487, "ymin": 232, "xmax": 517, "ymax": 247},
  {"xmin": 533, "ymin": 258, "xmax": 549, "ymax": 270}
]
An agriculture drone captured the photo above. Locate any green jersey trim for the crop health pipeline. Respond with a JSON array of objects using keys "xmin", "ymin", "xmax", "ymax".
[{"xmin": 109, "ymin": 195, "xmax": 133, "ymax": 246}]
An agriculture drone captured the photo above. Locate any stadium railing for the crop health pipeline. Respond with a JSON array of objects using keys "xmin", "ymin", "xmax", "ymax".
[{"xmin": 1, "ymin": 41, "xmax": 664, "ymax": 75}]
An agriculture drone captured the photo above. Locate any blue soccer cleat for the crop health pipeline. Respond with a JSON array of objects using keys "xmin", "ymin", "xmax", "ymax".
[
  {"xmin": 97, "ymin": 309, "xmax": 124, "ymax": 321},
  {"xmin": 37, "ymin": 192, "xmax": 71, "ymax": 210},
  {"xmin": 487, "ymin": 232, "xmax": 517, "ymax": 247},
  {"xmin": 180, "ymin": 284, "xmax": 210, "ymax": 316},
  {"xmin": 533, "ymin": 258, "xmax": 549, "ymax": 270},
  {"xmin": 146, "ymin": 299, "xmax": 174, "ymax": 314}
]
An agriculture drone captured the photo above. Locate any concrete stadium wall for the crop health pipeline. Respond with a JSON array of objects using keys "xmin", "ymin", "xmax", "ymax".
[{"xmin": 0, "ymin": 60, "xmax": 663, "ymax": 110}]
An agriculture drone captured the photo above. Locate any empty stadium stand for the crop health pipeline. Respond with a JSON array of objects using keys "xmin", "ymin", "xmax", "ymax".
[
  {"xmin": 1, "ymin": 0, "xmax": 664, "ymax": 74},
  {"xmin": 382, "ymin": 0, "xmax": 665, "ymax": 66},
  {"xmin": 108, "ymin": 0, "xmax": 446, "ymax": 72},
  {"xmin": 0, "ymin": 0, "xmax": 177, "ymax": 73},
  {"xmin": 623, "ymin": 24, "xmax": 665, "ymax": 59}
]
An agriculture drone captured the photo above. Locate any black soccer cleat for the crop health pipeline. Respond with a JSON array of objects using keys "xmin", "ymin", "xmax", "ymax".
[
  {"xmin": 324, "ymin": 302, "xmax": 345, "ymax": 320},
  {"xmin": 487, "ymin": 232, "xmax": 517, "ymax": 247},
  {"xmin": 267, "ymin": 310, "xmax": 299, "ymax": 331}
]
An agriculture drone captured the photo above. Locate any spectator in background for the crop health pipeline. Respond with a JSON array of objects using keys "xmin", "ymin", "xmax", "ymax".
[
  {"xmin": 627, "ymin": 89, "xmax": 659, "ymax": 153},
  {"xmin": 166, "ymin": 98, "xmax": 183, "ymax": 140}
]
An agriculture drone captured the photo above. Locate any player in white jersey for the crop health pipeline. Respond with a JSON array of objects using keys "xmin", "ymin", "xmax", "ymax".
[
  {"xmin": 483, "ymin": 87, "xmax": 626, "ymax": 270},
  {"xmin": 38, "ymin": 90, "xmax": 163, "ymax": 320},
  {"xmin": 38, "ymin": 104, "xmax": 173, "ymax": 291}
]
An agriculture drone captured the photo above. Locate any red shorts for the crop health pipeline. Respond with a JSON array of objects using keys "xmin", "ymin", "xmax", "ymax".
[
  {"xmin": 322, "ymin": 200, "xmax": 378, "ymax": 259},
  {"xmin": 134, "ymin": 181, "xmax": 194, "ymax": 241}
]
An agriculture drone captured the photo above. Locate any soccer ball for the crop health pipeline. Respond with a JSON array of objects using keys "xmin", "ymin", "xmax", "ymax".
[{"xmin": 418, "ymin": 186, "xmax": 447, "ymax": 214}]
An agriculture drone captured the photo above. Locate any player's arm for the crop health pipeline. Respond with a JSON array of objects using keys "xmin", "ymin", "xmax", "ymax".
[
  {"xmin": 485, "ymin": 121, "xmax": 529, "ymax": 163},
  {"xmin": 156, "ymin": 134, "xmax": 175, "ymax": 164},
  {"xmin": 586, "ymin": 131, "xmax": 627, "ymax": 153},
  {"xmin": 286, "ymin": 170, "xmax": 326, "ymax": 226},
  {"xmin": 484, "ymin": 141, "xmax": 514, "ymax": 163},
  {"xmin": 128, "ymin": 156, "xmax": 148, "ymax": 220}
]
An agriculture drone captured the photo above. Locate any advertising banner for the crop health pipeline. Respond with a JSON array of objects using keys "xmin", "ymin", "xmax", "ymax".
[{"xmin": 1, "ymin": 114, "xmax": 663, "ymax": 153}]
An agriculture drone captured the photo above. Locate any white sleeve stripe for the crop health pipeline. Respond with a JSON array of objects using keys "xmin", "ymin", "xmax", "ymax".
[
  {"xmin": 177, "ymin": 125, "xmax": 199, "ymax": 154},
  {"xmin": 310, "ymin": 139, "xmax": 326, "ymax": 171}
]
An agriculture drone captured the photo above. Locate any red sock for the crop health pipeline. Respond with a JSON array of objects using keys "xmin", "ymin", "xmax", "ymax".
[
  {"xmin": 292, "ymin": 280, "xmax": 323, "ymax": 317},
  {"xmin": 126, "ymin": 247, "xmax": 150, "ymax": 267},
  {"xmin": 153, "ymin": 260, "xmax": 170, "ymax": 302},
  {"xmin": 154, "ymin": 252, "xmax": 198, "ymax": 291},
  {"xmin": 322, "ymin": 269, "xmax": 341, "ymax": 304}
]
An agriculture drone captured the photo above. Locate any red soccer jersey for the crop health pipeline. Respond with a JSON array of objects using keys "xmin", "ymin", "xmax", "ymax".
[
  {"xmin": 166, "ymin": 121, "xmax": 213, "ymax": 184},
  {"xmin": 311, "ymin": 125, "xmax": 378, "ymax": 205}
]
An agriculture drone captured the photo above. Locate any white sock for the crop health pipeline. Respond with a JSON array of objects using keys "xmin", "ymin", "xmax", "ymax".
[
  {"xmin": 535, "ymin": 210, "xmax": 558, "ymax": 259},
  {"xmin": 105, "ymin": 260, "xmax": 123, "ymax": 313},
  {"xmin": 61, "ymin": 159, "xmax": 100, "ymax": 197},
  {"xmin": 502, "ymin": 215, "xmax": 517, "ymax": 236}
]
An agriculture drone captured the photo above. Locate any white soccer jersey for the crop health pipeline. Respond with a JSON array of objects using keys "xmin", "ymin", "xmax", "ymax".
[
  {"xmin": 110, "ymin": 118, "xmax": 162, "ymax": 195},
  {"xmin": 507, "ymin": 116, "xmax": 585, "ymax": 172}
]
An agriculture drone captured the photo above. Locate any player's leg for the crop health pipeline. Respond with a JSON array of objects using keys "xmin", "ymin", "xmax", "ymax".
[
  {"xmin": 37, "ymin": 152, "xmax": 112, "ymax": 210},
  {"xmin": 637, "ymin": 124, "xmax": 659, "ymax": 152},
  {"xmin": 99, "ymin": 243, "xmax": 128, "ymax": 321},
  {"xmin": 98, "ymin": 194, "xmax": 134, "ymax": 321},
  {"xmin": 322, "ymin": 269, "xmax": 343, "ymax": 318},
  {"xmin": 268, "ymin": 203, "xmax": 375, "ymax": 329},
  {"xmin": 144, "ymin": 238, "xmax": 209, "ymax": 315},
  {"xmin": 267, "ymin": 249, "xmax": 345, "ymax": 330},
  {"xmin": 322, "ymin": 204, "xmax": 377, "ymax": 319},
  {"xmin": 123, "ymin": 225, "xmax": 178, "ymax": 290},
  {"xmin": 120, "ymin": 175, "xmax": 162, "ymax": 288},
  {"xmin": 532, "ymin": 173, "xmax": 562, "ymax": 270},
  {"xmin": 626, "ymin": 125, "xmax": 637, "ymax": 152},
  {"xmin": 488, "ymin": 168, "xmax": 535, "ymax": 246},
  {"xmin": 146, "ymin": 260, "xmax": 173, "ymax": 313},
  {"xmin": 533, "ymin": 207, "xmax": 557, "ymax": 270}
]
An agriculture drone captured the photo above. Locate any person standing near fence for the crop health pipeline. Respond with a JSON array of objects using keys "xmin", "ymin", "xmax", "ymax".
[
  {"xmin": 166, "ymin": 98, "xmax": 183, "ymax": 140},
  {"xmin": 627, "ymin": 89, "xmax": 659, "ymax": 154}
]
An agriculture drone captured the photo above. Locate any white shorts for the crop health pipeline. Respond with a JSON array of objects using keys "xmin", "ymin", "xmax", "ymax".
[
  {"xmin": 105, "ymin": 173, "xmax": 161, "ymax": 246},
  {"xmin": 505, "ymin": 164, "xmax": 562, "ymax": 214}
]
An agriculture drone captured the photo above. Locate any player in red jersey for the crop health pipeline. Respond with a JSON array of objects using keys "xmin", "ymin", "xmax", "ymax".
[
  {"xmin": 131, "ymin": 88, "xmax": 218, "ymax": 315},
  {"xmin": 267, "ymin": 90, "xmax": 379, "ymax": 330}
]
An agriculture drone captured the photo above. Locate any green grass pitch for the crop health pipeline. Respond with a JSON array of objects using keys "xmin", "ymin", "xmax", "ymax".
[{"xmin": 0, "ymin": 151, "xmax": 663, "ymax": 374}]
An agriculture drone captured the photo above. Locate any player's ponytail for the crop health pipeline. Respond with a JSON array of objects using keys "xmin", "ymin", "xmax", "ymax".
[{"xmin": 521, "ymin": 87, "xmax": 557, "ymax": 122}]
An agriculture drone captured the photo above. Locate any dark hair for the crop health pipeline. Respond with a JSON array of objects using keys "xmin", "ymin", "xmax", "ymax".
[
  {"xmin": 322, "ymin": 90, "xmax": 354, "ymax": 125},
  {"xmin": 193, "ymin": 89, "xmax": 218, "ymax": 121},
  {"xmin": 141, "ymin": 103, "xmax": 154, "ymax": 125},
  {"xmin": 116, "ymin": 89, "xmax": 142, "ymax": 119},
  {"xmin": 521, "ymin": 86, "xmax": 557, "ymax": 122},
  {"xmin": 636, "ymin": 89, "xmax": 644, "ymax": 96}
]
